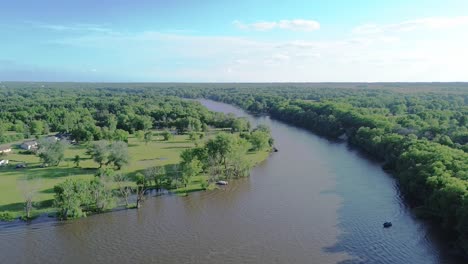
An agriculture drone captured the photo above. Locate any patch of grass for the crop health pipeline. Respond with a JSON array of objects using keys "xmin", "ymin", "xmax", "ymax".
[{"xmin": 0, "ymin": 134, "xmax": 193, "ymax": 217}]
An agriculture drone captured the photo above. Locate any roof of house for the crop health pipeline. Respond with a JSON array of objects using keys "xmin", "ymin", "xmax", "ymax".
[
  {"xmin": 22, "ymin": 141, "xmax": 37, "ymax": 146},
  {"xmin": 0, "ymin": 146, "xmax": 11, "ymax": 151}
]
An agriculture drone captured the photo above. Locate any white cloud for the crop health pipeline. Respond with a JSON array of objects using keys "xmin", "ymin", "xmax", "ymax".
[
  {"xmin": 277, "ymin": 19, "xmax": 321, "ymax": 31},
  {"xmin": 233, "ymin": 19, "xmax": 320, "ymax": 31},
  {"xmin": 30, "ymin": 21, "xmax": 114, "ymax": 34},
  {"xmin": 353, "ymin": 16, "xmax": 468, "ymax": 34}
]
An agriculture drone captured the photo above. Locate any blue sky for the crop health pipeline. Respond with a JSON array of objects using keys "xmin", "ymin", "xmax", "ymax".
[{"xmin": 1, "ymin": 0, "xmax": 468, "ymax": 82}]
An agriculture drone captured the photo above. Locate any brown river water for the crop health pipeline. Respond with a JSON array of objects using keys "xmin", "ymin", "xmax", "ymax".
[{"xmin": 0, "ymin": 99, "xmax": 464, "ymax": 264}]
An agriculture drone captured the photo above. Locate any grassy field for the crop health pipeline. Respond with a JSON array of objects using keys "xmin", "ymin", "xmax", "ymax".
[{"xmin": 0, "ymin": 132, "xmax": 270, "ymax": 218}]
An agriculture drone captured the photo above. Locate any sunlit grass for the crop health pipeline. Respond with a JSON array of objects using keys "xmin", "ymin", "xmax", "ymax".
[{"xmin": 0, "ymin": 134, "xmax": 193, "ymax": 217}]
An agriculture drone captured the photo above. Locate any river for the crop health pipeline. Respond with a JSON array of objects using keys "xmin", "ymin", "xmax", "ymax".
[{"xmin": 0, "ymin": 99, "xmax": 463, "ymax": 264}]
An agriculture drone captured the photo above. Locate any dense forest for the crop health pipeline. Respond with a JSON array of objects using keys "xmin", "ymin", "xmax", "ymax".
[
  {"xmin": 0, "ymin": 82, "xmax": 467, "ymax": 254},
  {"xmin": 0, "ymin": 85, "xmax": 248, "ymax": 143}
]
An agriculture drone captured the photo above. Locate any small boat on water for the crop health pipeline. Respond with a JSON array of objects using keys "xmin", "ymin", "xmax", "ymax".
[
  {"xmin": 216, "ymin": 180, "xmax": 228, "ymax": 185},
  {"xmin": 383, "ymin": 222, "xmax": 392, "ymax": 228},
  {"xmin": 273, "ymin": 147, "xmax": 279, "ymax": 152}
]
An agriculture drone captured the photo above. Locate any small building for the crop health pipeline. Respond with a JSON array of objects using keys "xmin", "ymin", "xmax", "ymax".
[
  {"xmin": 55, "ymin": 132, "xmax": 71, "ymax": 140},
  {"xmin": 0, "ymin": 146, "xmax": 12, "ymax": 154},
  {"xmin": 0, "ymin": 159, "xmax": 9, "ymax": 166},
  {"xmin": 46, "ymin": 135, "xmax": 59, "ymax": 142},
  {"xmin": 21, "ymin": 141, "xmax": 38, "ymax": 150}
]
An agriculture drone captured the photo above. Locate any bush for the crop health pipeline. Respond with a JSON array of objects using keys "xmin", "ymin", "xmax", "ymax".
[{"xmin": 0, "ymin": 211, "xmax": 16, "ymax": 221}]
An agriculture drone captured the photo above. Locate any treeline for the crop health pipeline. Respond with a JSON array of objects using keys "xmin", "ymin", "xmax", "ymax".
[{"xmin": 0, "ymin": 86, "xmax": 251, "ymax": 143}]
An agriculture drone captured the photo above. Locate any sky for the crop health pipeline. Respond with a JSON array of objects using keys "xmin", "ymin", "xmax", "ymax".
[{"xmin": 1, "ymin": 0, "xmax": 468, "ymax": 82}]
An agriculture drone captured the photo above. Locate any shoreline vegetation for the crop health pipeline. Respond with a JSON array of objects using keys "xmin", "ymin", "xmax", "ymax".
[{"xmin": 0, "ymin": 88, "xmax": 273, "ymax": 222}]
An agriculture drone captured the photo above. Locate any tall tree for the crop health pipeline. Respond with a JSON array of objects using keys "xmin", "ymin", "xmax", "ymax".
[
  {"xmin": 107, "ymin": 141, "xmax": 130, "ymax": 170},
  {"xmin": 144, "ymin": 130, "xmax": 153, "ymax": 145},
  {"xmin": 37, "ymin": 139, "xmax": 67, "ymax": 166},
  {"xmin": 90, "ymin": 140, "xmax": 109, "ymax": 168}
]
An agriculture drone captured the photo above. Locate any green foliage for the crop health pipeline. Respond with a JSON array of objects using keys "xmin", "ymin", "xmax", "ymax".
[
  {"xmin": 0, "ymin": 211, "xmax": 15, "ymax": 221},
  {"xmin": 181, "ymin": 158, "xmax": 203, "ymax": 187},
  {"xmin": 73, "ymin": 155, "xmax": 80, "ymax": 167},
  {"xmin": 54, "ymin": 179, "xmax": 91, "ymax": 219},
  {"xmin": 231, "ymin": 118, "xmax": 250, "ymax": 132},
  {"xmin": 37, "ymin": 139, "xmax": 67, "ymax": 166},
  {"xmin": 89, "ymin": 140, "xmax": 109, "ymax": 168},
  {"xmin": 161, "ymin": 130, "xmax": 174, "ymax": 141},
  {"xmin": 249, "ymin": 130, "xmax": 271, "ymax": 151},
  {"xmin": 30, "ymin": 120, "xmax": 45, "ymax": 135},
  {"xmin": 144, "ymin": 130, "xmax": 152, "ymax": 144},
  {"xmin": 107, "ymin": 141, "xmax": 130, "ymax": 170}
]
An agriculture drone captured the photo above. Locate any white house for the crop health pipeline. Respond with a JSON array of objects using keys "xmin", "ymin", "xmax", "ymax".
[
  {"xmin": 0, "ymin": 146, "xmax": 12, "ymax": 154},
  {"xmin": 20, "ymin": 141, "xmax": 38, "ymax": 150},
  {"xmin": 0, "ymin": 159, "xmax": 9, "ymax": 166}
]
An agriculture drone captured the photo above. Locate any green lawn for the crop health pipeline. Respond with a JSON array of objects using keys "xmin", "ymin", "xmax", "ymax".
[
  {"xmin": 0, "ymin": 134, "xmax": 193, "ymax": 217},
  {"xmin": 0, "ymin": 132, "xmax": 270, "ymax": 218}
]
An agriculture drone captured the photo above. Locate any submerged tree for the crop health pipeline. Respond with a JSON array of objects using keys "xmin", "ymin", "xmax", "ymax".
[
  {"xmin": 135, "ymin": 173, "xmax": 149, "ymax": 209},
  {"xmin": 113, "ymin": 173, "xmax": 133, "ymax": 207}
]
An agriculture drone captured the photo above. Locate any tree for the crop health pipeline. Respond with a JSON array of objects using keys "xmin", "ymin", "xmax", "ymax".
[
  {"xmin": 54, "ymin": 179, "xmax": 91, "ymax": 219},
  {"xmin": 135, "ymin": 130, "xmax": 145, "ymax": 142},
  {"xmin": 206, "ymin": 133, "xmax": 237, "ymax": 169},
  {"xmin": 162, "ymin": 130, "xmax": 173, "ymax": 141},
  {"xmin": 181, "ymin": 158, "xmax": 203, "ymax": 188},
  {"xmin": 107, "ymin": 114, "xmax": 118, "ymax": 131},
  {"xmin": 90, "ymin": 140, "xmax": 109, "ymax": 168},
  {"xmin": 144, "ymin": 166, "xmax": 166, "ymax": 191},
  {"xmin": 18, "ymin": 176, "xmax": 41, "ymax": 219},
  {"xmin": 144, "ymin": 130, "xmax": 153, "ymax": 145},
  {"xmin": 207, "ymin": 156, "xmax": 223, "ymax": 182},
  {"xmin": 188, "ymin": 131, "xmax": 199, "ymax": 141},
  {"xmin": 73, "ymin": 155, "xmax": 81, "ymax": 167},
  {"xmin": 168, "ymin": 164, "xmax": 181, "ymax": 189},
  {"xmin": 30, "ymin": 120, "xmax": 44, "ymax": 135},
  {"xmin": 249, "ymin": 130, "xmax": 270, "ymax": 151},
  {"xmin": 135, "ymin": 173, "xmax": 149, "ymax": 209},
  {"xmin": 107, "ymin": 141, "xmax": 130, "ymax": 170},
  {"xmin": 113, "ymin": 173, "xmax": 133, "ymax": 207},
  {"xmin": 89, "ymin": 176, "xmax": 115, "ymax": 212},
  {"xmin": 113, "ymin": 129, "xmax": 129, "ymax": 143},
  {"xmin": 37, "ymin": 139, "xmax": 67, "ymax": 166},
  {"xmin": 226, "ymin": 138, "xmax": 251, "ymax": 178},
  {"xmin": 231, "ymin": 118, "xmax": 250, "ymax": 132}
]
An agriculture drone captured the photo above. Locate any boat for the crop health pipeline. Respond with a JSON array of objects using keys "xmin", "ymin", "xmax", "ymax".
[
  {"xmin": 216, "ymin": 180, "xmax": 228, "ymax": 185},
  {"xmin": 273, "ymin": 147, "xmax": 279, "ymax": 152},
  {"xmin": 383, "ymin": 222, "xmax": 392, "ymax": 228}
]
